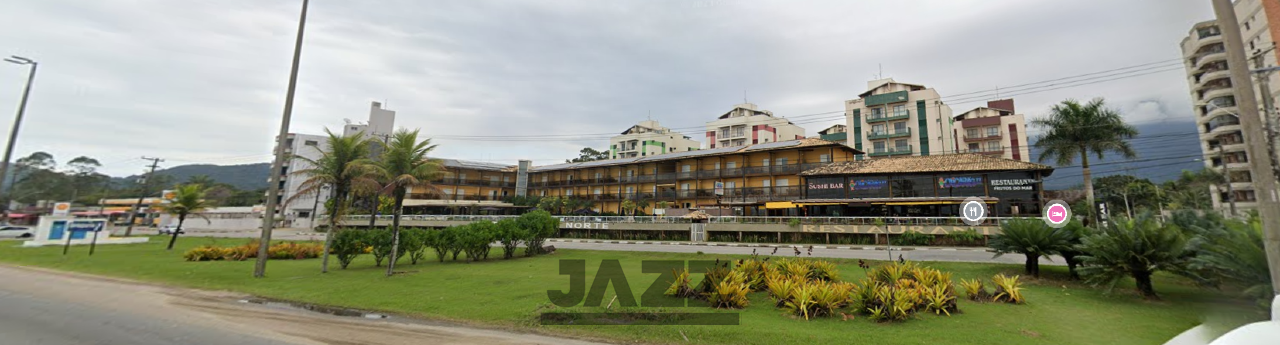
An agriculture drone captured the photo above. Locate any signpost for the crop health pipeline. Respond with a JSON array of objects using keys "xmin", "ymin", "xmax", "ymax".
[
  {"xmin": 62, "ymin": 221, "xmax": 104, "ymax": 255},
  {"xmin": 1095, "ymin": 201, "xmax": 1110, "ymax": 228}
]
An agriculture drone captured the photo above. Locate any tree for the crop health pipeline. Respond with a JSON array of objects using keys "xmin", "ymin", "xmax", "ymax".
[
  {"xmin": 10, "ymin": 152, "xmax": 69, "ymax": 204},
  {"xmin": 635, "ymin": 199, "xmax": 651, "ymax": 216},
  {"xmin": 1032, "ymin": 98, "xmax": 1139, "ymax": 214},
  {"xmin": 566, "ymin": 147, "xmax": 610, "ymax": 163},
  {"xmin": 538, "ymin": 196, "xmax": 565, "ymax": 215},
  {"xmin": 1184, "ymin": 214, "xmax": 1273, "ymax": 308},
  {"xmin": 65, "ymin": 156, "xmax": 103, "ymax": 202},
  {"xmin": 1078, "ymin": 213, "xmax": 1189, "ymax": 299},
  {"xmin": 989, "ymin": 218, "xmax": 1074, "ymax": 277},
  {"xmin": 185, "ymin": 175, "xmax": 215, "ymax": 187},
  {"xmin": 621, "ymin": 200, "xmax": 637, "ymax": 216},
  {"xmin": 161, "ymin": 184, "xmax": 212, "ymax": 250},
  {"xmin": 288, "ymin": 130, "xmax": 381, "ymax": 273},
  {"xmin": 1058, "ymin": 219, "xmax": 1092, "ymax": 280},
  {"xmin": 375, "ymin": 129, "xmax": 445, "ymax": 277}
]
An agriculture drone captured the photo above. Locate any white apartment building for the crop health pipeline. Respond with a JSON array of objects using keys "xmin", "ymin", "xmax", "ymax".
[
  {"xmin": 704, "ymin": 103, "xmax": 806, "ymax": 149},
  {"xmin": 1180, "ymin": 0, "xmax": 1280, "ymax": 212},
  {"xmin": 610, "ymin": 120, "xmax": 700, "ymax": 159},
  {"xmin": 275, "ymin": 101, "xmax": 397, "ymax": 224},
  {"xmin": 844, "ymin": 78, "xmax": 955, "ymax": 159},
  {"xmin": 951, "ymin": 99, "xmax": 1031, "ymax": 162}
]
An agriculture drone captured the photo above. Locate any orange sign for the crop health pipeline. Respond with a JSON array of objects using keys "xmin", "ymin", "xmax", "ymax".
[{"xmin": 52, "ymin": 202, "xmax": 71, "ymax": 216}]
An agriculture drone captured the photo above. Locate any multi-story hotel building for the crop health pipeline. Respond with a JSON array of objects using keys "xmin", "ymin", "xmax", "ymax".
[
  {"xmin": 609, "ymin": 120, "xmax": 700, "ymax": 159},
  {"xmin": 817, "ymin": 124, "xmax": 849, "ymax": 146},
  {"xmin": 704, "ymin": 103, "xmax": 806, "ymax": 149},
  {"xmin": 404, "ymin": 159, "xmax": 520, "ymax": 210},
  {"xmin": 524, "ymin": 138, "xmax": 858, "ymax": 216},
  {"xmin": 951, "ymin": 99, "xmax": 1031, "ymax": 162},
  {"xmin": 276, "ymin": 101, "xmax": 396, "ymax": 221},
  {"xmin": 1180, "ymin": 0, "xmax": 1280, "ymax": 212},
  {"xmin": 845, "ymin": 79, "xmax": 956, "ymax": 159}
]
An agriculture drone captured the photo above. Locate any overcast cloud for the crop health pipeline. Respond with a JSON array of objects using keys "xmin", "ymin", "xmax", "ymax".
[{"xmin": 0, "ymin": 0, "xmax": 1213, "ymax": 176}]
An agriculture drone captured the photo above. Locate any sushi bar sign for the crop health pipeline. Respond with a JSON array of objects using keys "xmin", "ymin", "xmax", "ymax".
[{"xmin": 807, "ymin": 181, "xmax": 844, "ymax": 190}]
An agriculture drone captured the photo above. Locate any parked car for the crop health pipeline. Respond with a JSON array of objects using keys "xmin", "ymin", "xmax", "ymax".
[
  {"xmin": 158, "ymin": 225, "xmax": 183, "ymax": 235},
  {"xmin": 0, "ymin": 225, "xmax": 34, "ymax": 238}
]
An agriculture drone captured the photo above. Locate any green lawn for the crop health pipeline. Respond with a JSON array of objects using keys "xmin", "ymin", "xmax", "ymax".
[{"xmin": 0, "ymin": 237, "xmax": 1263, "ymax": 345}]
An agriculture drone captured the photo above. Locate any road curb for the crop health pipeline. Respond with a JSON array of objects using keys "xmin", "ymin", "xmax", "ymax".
[{"xmin": 546, "ymin": 239, "xmax": 988, "ymax": 252}]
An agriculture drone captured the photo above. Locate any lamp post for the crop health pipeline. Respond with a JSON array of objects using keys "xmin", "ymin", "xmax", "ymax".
[{"xmin": 0, "ymin": 56, "xmax": 37, "ymax": 221}]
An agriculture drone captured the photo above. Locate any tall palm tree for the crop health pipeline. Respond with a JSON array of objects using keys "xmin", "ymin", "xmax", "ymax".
[
  {"xmin": 162, "ymin": 184, "xmax": 212, "ymax": 250},
  {"xmin": 1032, "ymin": 98, "xmax": 1138, "ymax": 213},
  {"xmin": 375, "ymin": 129, "xmax": 445, "ymax": 276},
  {"xmin": 288, "ymin": 130, "xmax": 381, "ymax": 273}
]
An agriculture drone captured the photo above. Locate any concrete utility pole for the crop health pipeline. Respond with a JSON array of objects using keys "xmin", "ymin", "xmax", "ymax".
[
  {"xmin": 123, "ymin": 157, "xmax": 163, "ymax": 237},
  {"xmin": 255, "ymin": 0, "xmax": 310, "ymax": 278},
  {"xmin": 1212, "ymin": 0, "xmax": 1280, "ymax": 296},
  {"xmin": 0, "ymin": 56, "xmax": 37, "ymax": 222}
]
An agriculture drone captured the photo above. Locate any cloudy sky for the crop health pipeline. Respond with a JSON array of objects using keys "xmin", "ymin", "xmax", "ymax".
[{"xmin": 0, "ymin": 0, "xmax": 1214, "ymax": 176}]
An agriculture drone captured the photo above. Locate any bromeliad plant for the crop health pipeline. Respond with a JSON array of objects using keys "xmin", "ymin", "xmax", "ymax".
[
  {"xmin": 991, "ymin": 274, "xmax": 1025, "ymax": 304},
  {"xmin": 665, "ymin": 268, "xmax": 697, "ymax": 299},
  {"xmin": 705, "ymin": 270, "xmax": 751, "ymax": 309}
]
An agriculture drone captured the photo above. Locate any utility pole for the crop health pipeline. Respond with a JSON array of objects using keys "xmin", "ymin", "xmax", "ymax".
[
  {"xmin": 123, "ymin": 157, "xmax": 163, "ymax": 237},
  {"xmin": 1212, "ymin": 0, "xmax": 1280, "ymax": 296},
  {"xmin": 0, "ymin": 56, "xmax": 38, "ymax": 223},
  {"xmin": 255, "ymin": 0, "xmax": 310, "ymax": 278}
]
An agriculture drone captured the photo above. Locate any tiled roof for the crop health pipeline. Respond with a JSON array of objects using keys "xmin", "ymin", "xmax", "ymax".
[{"xmin": 799, "ymin": 153, "xmax": 1053, "ymax": 176}]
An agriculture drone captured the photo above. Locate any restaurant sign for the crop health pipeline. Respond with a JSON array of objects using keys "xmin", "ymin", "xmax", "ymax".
[
  {"xmin": 991, "ymin": 178, "xmax": 1039, "ymax": 191},
  {"xmin": 849, "ymin": 179, "xmax": 887, "ymax": 191},
  {"xmin": 938, "ymin": 176, "xmax": 983, "ymax": 188}
]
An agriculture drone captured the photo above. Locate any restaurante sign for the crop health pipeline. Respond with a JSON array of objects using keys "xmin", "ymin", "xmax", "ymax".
[
  {"xmin": 991, "ymin": 178, "xmax": 1039, "ymax": 191},
  {"xmin": 938, "ymin": 176, "xmax": 983, "ymax": 188}
]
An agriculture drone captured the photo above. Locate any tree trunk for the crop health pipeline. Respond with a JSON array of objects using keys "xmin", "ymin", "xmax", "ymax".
[
  {"xmin": 166, "ymin": 214, "xmax": 185, "ymax": 250},
  {"xmin": 1080, "ymin": 148, "xmax": 1096, "ymax": 217},
  {"xmin": 1025, "ymin": 254, "xmax": 1040, "ymax": 278},
  {"xmin": 1063, "ymin": 253, "xmax": 1081, "ymax": 280},
  {"xmin": 385, "ymin": 190, "xmax": 406, "ymax": 277},
  {"xmin": 367, "ymin": 196, "xmax": 377, "ymax": 228},
  {"xmin": 1134, "ymin": 270, "xmax": 1158, "ymax": 300},
  {"xmin": 1122, "ymin": 191, "xmax": 1132, "ymax": 219}
]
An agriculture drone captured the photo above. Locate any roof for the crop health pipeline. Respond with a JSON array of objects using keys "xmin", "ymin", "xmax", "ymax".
[
  {"xmin": 858, "ymin": 81, "xmax": 927, "ymax": 98},
  {"xmin": 530, "ymin": 138, "xmax": 859, "ymax": 172},
  {"xmin": 799, "ymin": 153, "xmax": 1053, "ymax": 176},
  {"xmin": 439, "ymin": 158, "xmax": 516, "ymax": 172}
]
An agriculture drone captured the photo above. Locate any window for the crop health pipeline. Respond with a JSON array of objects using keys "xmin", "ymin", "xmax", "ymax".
[
  {"xmin": 966, "ymin": 128, "xmax": 979, "ymax": 138},
  {"xmin": 459, "ymin": 173, "xmax": 467, "ymax": 181},
  {"xmin": 727, "ymin": 162, "xmax": 736, "ymax": 168},
  {"xmin": 442, "ymin": 188, "xmax": 454, "ymax": 195},
  {"xmin": 986, "ymin": 141, "xmax": 1000, "ymax": 152},
  {"xmin": 820, "ymin": 154, "xmax": 830, "ymax": 163},
  {"xmin": 893, "ymin": 121, "xmax": 906, "ymax": 132},
  {"xmin": 682, "ymin": 165, "xmax": 691, "ymax": 172},
  {"xmin": 894, "ymin": 139, "xmax": 909, "ymax": 150},
  {"xmin": 873, "ymin": 141, "xmax": 886, "ymax": 152},
  {"xmin": 776, "ymin": 157, "xmax": 788, "ymax": 165},
  {"xmin": 714, "ymin": 162, "xmax": 721, "ymax": 169},
  {"xmin": 762, "ymin": 180, "xmax": 771, "ymax": 187},
  {"xmin": 727, "ymin": 182, "xmax": 736, "ymax": 189},
  {"xmin": 627, "ymin": 170, "xmax": 635, "ymax": 177},
  {"xmin": 565, "ymin": 189, "xmax": 573, "ymax": 196},
  {"xmin": 968, "ymin": 143, "xmax": 979, "ymax": 152},
  {"xmin": 986, "ymin": 126, "xmax": 998, "ymax": 137},
  {"xmin": 776, "ymin": 179, "xmax": 789, "ymax": 186},
  {"xmin": 872, "ymin": 124, "xmax": 886, "ymax": 134},
  {"xmin": 870, "ymin": 107, "xmax": 884, "ymax": 117},
  {"xmin": 304, "ymin": 140, "xmax": 318, "ymax": 146},
  {"xmin": 892, "ymin": 105, "xmax": 908, "ymax": 117},
  {"xmin": 762, "ymin": 158, "xmax": 770, "ymax": 166},
  {"xmin": 594, "ymin": 188, "xmax": 602, "ymax": 195},
  {"xmin": 681, "ymin": 183, "xmax": 690, "ymax": 190}
]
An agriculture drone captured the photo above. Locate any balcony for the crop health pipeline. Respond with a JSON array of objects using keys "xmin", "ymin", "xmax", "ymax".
[
  {"xmin": 1195, "ymin": 70, "xmax": 1230, "ymax": 87},
  {"xmin": 697, "ymin": 170, "xmax": 720, "ymax": 179},
  {"xmin": 869, "ymin": 145, "xmax": 913, "ymax": 157},
  {"xmin": 743, "ymin": 166, "xmax": 771, "ymax": 176},
  {"xmin": 772, "ymin": 164, "xmax": 801, "ymax": 175},
  {"xmin": 656, "ymin": 173, "xmax": 676, "ymax": 183},
  {"xmin": 677, "ymin": 171, "xmax": 696, "ymax": 180},
  {"xmin": 865, "ymin": 112, "xmax": 910, "ymax": 123},
  {"xmin": 867, "ymin": 128, "xmax": 911, "ymax": 140},
  {"xmin": 722, "ymin": 167, "xmax": 744, "ymax": 177},
  {"xmin": 963, "ymin": 133, "xmax": 1002, "ymax": 142}
]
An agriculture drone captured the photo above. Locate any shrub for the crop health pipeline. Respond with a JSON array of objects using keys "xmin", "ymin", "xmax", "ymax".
[
  {"xmin": 787, "ymin": 218, "xmax": 802, "ymax": 227},
  {"xmin": 696, "ymin": 262, "xmax": 733, "ymax": 298},
  {"xmin": 368, "ymin": 228, "xmax": 396, "ymax": 266},
  {"xmin": 401, "ymin": 229, "xmax": 427, "ymax": 265},
  {"xmin": 665, "ymin": 268, "xmax": 697, "ymax": 298},
  {"xmin": 959, "ymin": 278, "xmax": 990, "ymax": 301},
  {"xmin": 225, "ymin": 240, "xmax": 260, "ymax": 261},
  {"xmin": 441, "ymin": 225, "xmax": 465, "ymax": 261},
  {"xmin": 268, "ymin": 242, "xmax": 323, "ymax": 260},
  {"xmin": 945, "ymin": 228, "xmax": 985, "ymax": 246},
  {"xmin": 461, "ymin": 222, "xmax": 496, "ymax": 262},
  {"xmin": 991, "ymin": 274, "xmax": 1025, "ymax": 304},
  {"xmin": 989, "ymin": 218, "xmax": 1074, "ymax": 277},
  {"xmin": 494, "ymin": 219, "xmax": 526, "ymax": 259},
  {"xmin": 1185, "ymin": 215, "xmax": 1273, "ymax": 309},
  {"xmin": 732, "ymin": 259, "xmax": 772, "ymax": 292},
  {"xmin": 518, "ymin": 210, "xmax": 559, "ymax": 256},
  {"xmin": 853, "ymin": 262, "xmax": 960, "ymax": 321},
  {"xmin": 705, "ymin": 270, "xmax": 750, "ymax": 309},
  {"xmin": 766, "ymin": 274, "xmax": 803, "ymax": 308},
  {"xmin": 895, "ymin": 230, "xmax": 932, "ymax": 246},
  {"xmin": 422, "ymin": 229, "xmax": 448, "ymax": 262},
  {"xmin": 1078, "ymin": 213, "xmax": 1189, "ymax": 300},
  {"xmin": 331, "ymin": 229, "xmax": 367, "ymax": 269},
  {"xmin": 183, "ymin": 245, "xmax": 230, "ymax": 261}
]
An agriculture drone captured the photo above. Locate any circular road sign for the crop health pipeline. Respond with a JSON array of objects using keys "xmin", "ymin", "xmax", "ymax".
[
  {"xmin": 960, "ymin": 197, "xmax": 987, "ymax": 226},
  {"xmin": 1043, "ymin": 200, "xmax": 1071, "ymax": 228}
]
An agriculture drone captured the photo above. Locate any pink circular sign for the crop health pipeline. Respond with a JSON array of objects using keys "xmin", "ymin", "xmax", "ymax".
[{"xmin": 1046, "ymin": 204, "xmax": 1069, "ymax": 224}]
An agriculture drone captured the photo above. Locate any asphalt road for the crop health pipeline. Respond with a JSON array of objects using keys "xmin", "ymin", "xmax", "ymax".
[{"xmin": 0, "ymin": 265, "xmax": 601, "ymax": 345}]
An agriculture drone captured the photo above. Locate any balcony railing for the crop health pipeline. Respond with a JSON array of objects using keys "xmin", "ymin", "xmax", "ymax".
[
  {"xmin": 434, "ymin": 178, "xmax": 515, "ymax": 188},
  {"xmin": 963, "ymin": 133, "xmax": 1002, "ymax": 142},
  {"xmin": 344, "ymin": 214, "xmax": 1016, "ymax": 227},
  {"xmin": 869, "ymin": 145, "xmax": 913, "ymax": 157},
  {"xmin": 867, "ymin": 128, "xmax": 911, "ymax": 140},
  {"xmin": 866, "ymin": 112, "xmax": 910, "ymax": 123}
]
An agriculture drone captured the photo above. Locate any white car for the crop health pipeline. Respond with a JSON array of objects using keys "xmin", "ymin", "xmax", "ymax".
[
  {"xmin": 158, "ymin": 225, "xmax": 183, "ymax": 235},
  {"xmin": 0, "ymin": 225, "xmax": 34, "ymax": 238}
]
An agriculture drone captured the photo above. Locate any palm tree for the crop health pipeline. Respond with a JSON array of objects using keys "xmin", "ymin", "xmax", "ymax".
[
  {"xmin": 635, "ymin": 199, "xmax": 651, "ymax": 216},
  {"xmin": 989, "ymin": 218, "xmax": 1074, "ymax": 277},
  {"xmin": 1078, "ymin": 213, "xmax": 1189, "ymax": 299},
  {"xmin": 1033, "ymin": 98, "xmax": 1138, "ymax": 213},
  {"xmin": 162, "ymin": 184, "xmax": 212, "ymax": 250},
  {"xmin": 288, "ymin": 130, "xmax": 381, "ymax": 273},
  {"xmin": 621, "ymin": 200, "xmax": 637, "ymax": 216},
  {"xmin": 375, "ymin": 129, "xmax": 445, "ymax": 276}
]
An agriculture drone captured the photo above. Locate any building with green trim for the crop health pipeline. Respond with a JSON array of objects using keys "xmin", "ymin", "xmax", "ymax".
[
  {"xmin": 844, "ymin": 79, "xmax": 956, "ymax": 160},
  {"xmin": 610, "ymin": 120, "xmax": 700, "ymax": 159}
]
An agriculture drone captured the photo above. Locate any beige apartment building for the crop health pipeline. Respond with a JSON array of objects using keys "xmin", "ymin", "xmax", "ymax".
[
  {"xmin": 844, "ymin": 79, "xmax": 956, "ymax": 159},
  {"xmin": 1179, "ymin": 0, "xmax": 1280, "ymax": 212},
  {"xmin": 951, "ymin": 99, "xmax": 1031, "ymax": 162},
  {"xmin": 609, "ymin": 120, "xmax": 700, "ymax": 159},
  {"xmin": 704, "ymin": 103, "xmax": 806, "ymax": 149}
]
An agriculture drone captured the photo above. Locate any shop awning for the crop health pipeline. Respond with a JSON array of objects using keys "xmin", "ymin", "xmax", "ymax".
[
  {"xmin": 797, "ymin": 203, "xmax": 842, "ymax": 206},
  {"xmin": 764, "ymin": 202, "xmax": 795, "ymax": 209}
]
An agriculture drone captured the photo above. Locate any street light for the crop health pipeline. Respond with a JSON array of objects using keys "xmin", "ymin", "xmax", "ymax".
[{"xmin": 0, "ymin": 55, "xmax": 38, "ymax": 222}]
